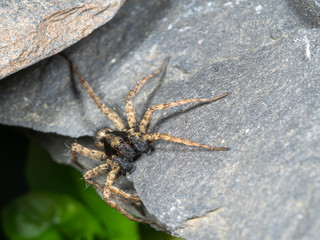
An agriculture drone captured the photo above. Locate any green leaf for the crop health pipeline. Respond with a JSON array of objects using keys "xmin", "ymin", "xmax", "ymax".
[
  {"xmin": 79, "ymin": 187, "xmax": 140, "ymax": 240},
  {"xmin": 2, "ymin": 192, "xmax": 105, "ymax": 240}
]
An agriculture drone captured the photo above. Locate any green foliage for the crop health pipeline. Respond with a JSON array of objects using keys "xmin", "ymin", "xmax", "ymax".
[{"xmin": 2, "ymin": 192, "xmax": 105, "ymax": 240}]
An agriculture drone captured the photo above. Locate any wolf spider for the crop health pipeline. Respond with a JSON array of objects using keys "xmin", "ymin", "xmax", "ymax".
[{"xmin": 66, "ymin": 55, "xmax": 228, "ymax": 226}]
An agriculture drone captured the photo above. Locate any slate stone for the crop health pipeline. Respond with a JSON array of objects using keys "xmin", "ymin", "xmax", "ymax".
[
  {"xmin": 1, "ymin": 0, "xmax": 320, "ymax": 239},
  {"xmin": 0, "ymin": 0, "xmax": 125, "ymax": 79}
]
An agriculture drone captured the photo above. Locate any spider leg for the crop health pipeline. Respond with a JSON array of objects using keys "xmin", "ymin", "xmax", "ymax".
[
  {"xmin": 139, "ymin": 92, "xmax": 229, "ymax": 134},
  {"xmin": 103, "ymin": 168, "xmax": 158, "ymax": 224},
  {"xmin": 144, "ymin": 133, "xmax": 228, "ymax": 151},
  {"xmin": 71, "ymin": 143, "xmax": 140, "ymax": 201},
  {"xmin": 125, "ymin": 58, "xmax": 169, "ymax": 129},
  {"xmin": 64, "ymin": 54, "xmax": 126, "ymax": 131},
  {"xmin": 70, "ymin": 143, "xmax": 107, "ymax": 170},
  {"xmin": 83, "ymin": 164, "xmax": 141, "ymax": 202}
]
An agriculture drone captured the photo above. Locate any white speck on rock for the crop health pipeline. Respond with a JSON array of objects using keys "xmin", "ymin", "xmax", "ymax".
[{"xmin": 255, "ymin": 5, "xmax": 263, "ymax": 14}]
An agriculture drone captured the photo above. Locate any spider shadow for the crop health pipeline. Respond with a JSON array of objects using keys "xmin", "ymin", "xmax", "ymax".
[
  {"xmin": 60, "ymin": 53, "xmax": 102, "ymax": 131},
  {"xmin": 153, "ymin": 146, "xmax": 216, "ymax": 153},
  {"xmin": 60, "ymin": 53, "xmax": 81, "ymax": 97},
  {"xmin": 151, "ymin": 101, "xmax": 215, "ymax": 133},
  {"xmin": 132, "ymin": 59, "xmax": 169, "ymax": 122},
  {"xmin": 147, "ymin": 101, "xmax": 225, "ymax": 153}
]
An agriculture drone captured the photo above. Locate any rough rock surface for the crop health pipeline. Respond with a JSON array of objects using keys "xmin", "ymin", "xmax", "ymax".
[
  {"xmin": 1, "ymin": 0, "xmax": 320, "ymax": 239},
  {"xmin": 0, "ymin": 0, "xmax": 125, "ymax": 79}
]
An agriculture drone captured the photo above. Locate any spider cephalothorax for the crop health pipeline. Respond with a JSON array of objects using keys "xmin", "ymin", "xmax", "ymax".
[
  {"xmin": 94, "ymin": 128, "xmax": 152, "ymax": 172},
  {"xmin": 65, "ymin": 55, "xmax": 228, "ymax": 227}
]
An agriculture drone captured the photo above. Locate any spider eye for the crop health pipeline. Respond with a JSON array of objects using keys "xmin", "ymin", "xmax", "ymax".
[
  {"xmin": 129, "ymin": 135, "xmax": 136, "ymax": 141},
  {"xmin": 114, "ymin": 145, "xmax": 119, "ymax": 150},
  {"xmin": 119, "ymin": 138, "xmax": 124, "ymax": 144}
]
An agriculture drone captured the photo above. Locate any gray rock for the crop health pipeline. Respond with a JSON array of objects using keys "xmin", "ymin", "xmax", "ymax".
[
  {"xmin": 0, "ymin": 0, "xmax": 125, "ymax": 79},
  {"xmin": 1, "ymin": 0, "xmax": 320, "ymax": 239}
]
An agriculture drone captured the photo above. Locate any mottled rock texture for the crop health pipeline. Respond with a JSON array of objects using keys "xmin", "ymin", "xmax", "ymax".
[
  {"xmin": 0, "ymin": 0, "xmax": 125, "ymax": 79},
  {"xmin": 1, "ymin": 0, "xmax": 320, "ymax": 239}
]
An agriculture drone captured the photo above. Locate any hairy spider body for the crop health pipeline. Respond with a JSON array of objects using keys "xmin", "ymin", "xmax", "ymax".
[
  {"xmin": 94, "ymin": 128, "xmax": 151, "ymax": 173},
  {"xmin": 96, "ymin": 128, "xmax": 151, "ymax": 160},
  {"xmin": 65, "ymin": 55, "xmax": 228, "ymax": 227}
]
